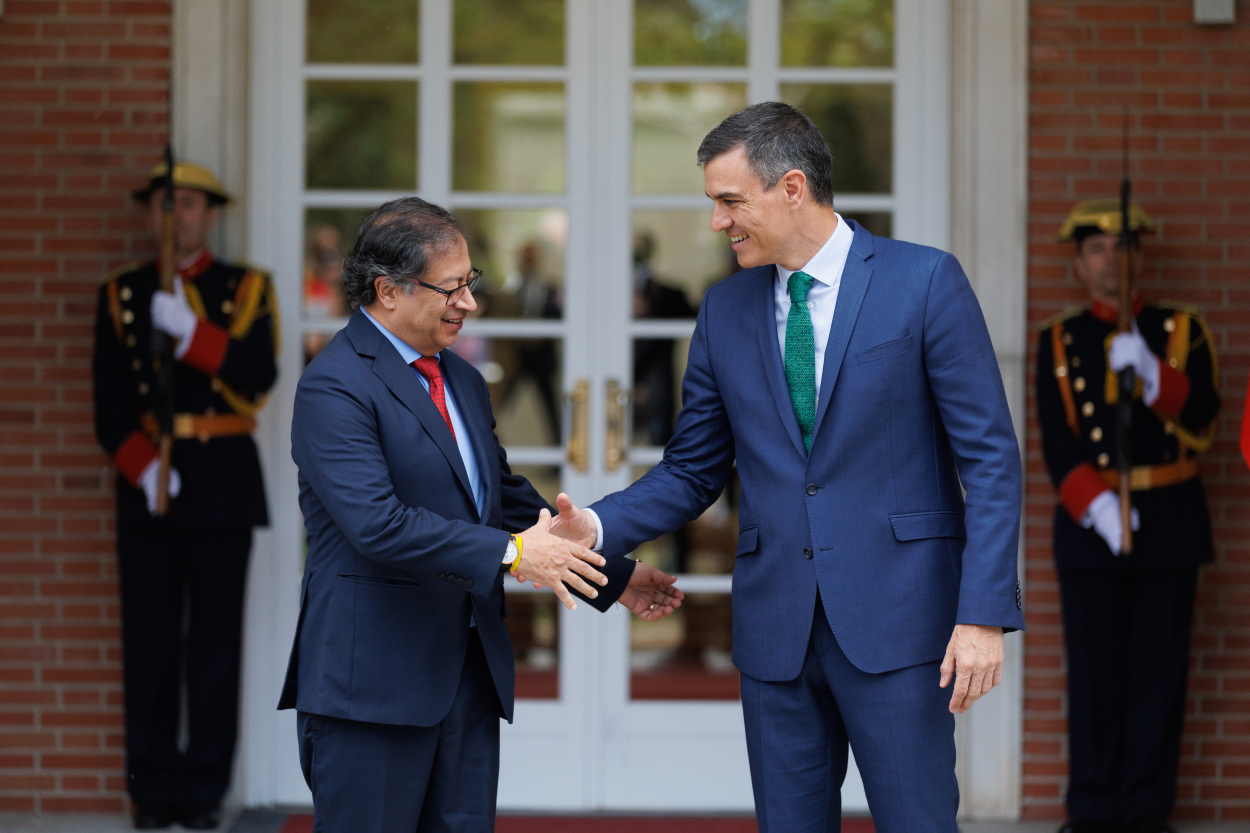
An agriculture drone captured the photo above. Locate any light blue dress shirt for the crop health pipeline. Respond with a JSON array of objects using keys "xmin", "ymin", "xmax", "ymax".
[{"xmin": 360, "ymin": 307, "xmax": 486, "ymax": 517}]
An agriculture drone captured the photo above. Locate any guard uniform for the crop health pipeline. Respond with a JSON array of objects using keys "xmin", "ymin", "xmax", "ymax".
[
  {"xmin": 1037, "ymin": 201, "xmax": 1220, "ymax": 832},
  {"xmin": 92, "ymin": 165, "xmax": 278, "ymax": 821}
]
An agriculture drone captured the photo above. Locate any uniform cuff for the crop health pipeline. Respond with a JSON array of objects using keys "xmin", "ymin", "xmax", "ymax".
[
  {"xmin": 1059, "ymin": 463, "xmax": 1107, "ymax": 523},
  {"xmin": 180, "ymin": 320, "xmax": 228, "ymax": 375},
  {"xmin": 1151, "ymin": 362, "xmax": 1190, "ymax": 419},
  {"xmin": 115, "ymin": 431, "xmax": 159, "ymax": 487}
]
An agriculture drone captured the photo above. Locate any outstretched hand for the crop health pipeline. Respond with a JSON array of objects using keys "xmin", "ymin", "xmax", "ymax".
[
  {"xmin": 513, "ymin": 508, "xmax": 608, "ymax": 610},
  {"xmin": 617, "ymin": 561, "xmax": 684, "ymax": 621},
  {"xmin": 549, "ymin": 492, "xmax": 598, "ymax": 549}
]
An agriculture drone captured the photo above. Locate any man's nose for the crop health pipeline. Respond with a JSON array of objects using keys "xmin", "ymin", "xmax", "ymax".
[
  {"xmin": 454, "ymin": 286, "xmax": 478, "ymax": 313},
  {"xmin": 710, "ymin": 206, "xmax": 731, "ymax": 232}
]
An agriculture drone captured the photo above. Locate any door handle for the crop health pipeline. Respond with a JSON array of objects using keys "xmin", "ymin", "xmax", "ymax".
[
  {"xmin": 604, "ymin": 378, "xmax": 630, "ymax": 472},
  {"xmin": 566, "ymin": 378, "xmax": 589, "ymax": 473}
]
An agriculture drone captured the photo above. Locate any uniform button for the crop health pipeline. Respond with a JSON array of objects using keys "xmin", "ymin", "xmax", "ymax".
[
  {"xmin": 1168, "ymin": 357, "xmax": 1179, "ymax": 369},
  {"xmin": 1082, "ymin": 401, "xmax": 1095, "ymax": 417},
  {"xmin": 803, "ymin": 547, "xmax": 813, "ymax": 559},
  {"xmin": 122, "ymin": 309, "xmax": 135, "ymax": 324},
  {"xmin": 1074, "ymin": 377, "xmax": 1086, "ymax": 393},
  {"xmin": 806, "ymin": 484, "xmax": 819, "ymax": 496},
  {"xmin": 1164, "ymin": 422, "xmax": 1175, "ymax": 435},
  {"xmin": 131, "ymin": 358, "xmax": 142, "ymax": 371},
  {"xmin": 222, "ymin": 300, "xmax": 234, "ymax": 314},
  {"xmin": 1072, "ymin": 356, "xmax": 1081, "ymax": 368},
  {"xmin": 1097, "ymin": 452, "xmax": 1110, "ymax": 467},
  {"xmin": 120, "ymin": 286, "xmax": 132, "ymax": 301},
  {"xmin": 126, "ymin": 335, "xmax": 137, "ymax": 347},
  {"xmin": 211, "ymin": 378, "xmax": 223, "ymax": 392},
  {"xmin": 1090, "ymin": 426, "xmax": 1103, "ymax": 442},
  {"xmin": 1164, "ymin": 317, "xmax": 1176, "ymax": 333},
  {"xmin": 138, "ymin": 383, "xmax": 149, "ymax": 395},
  {"xmin": 1062, "ymin": 332, "xmax": 1073, "ymax": 346}
]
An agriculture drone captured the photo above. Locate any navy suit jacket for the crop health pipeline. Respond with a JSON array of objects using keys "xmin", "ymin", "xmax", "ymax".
[
  {"xmin": 279, "ymin": 312, "xmax": 633, "ymax": 725},
  {"xmin": 592, "ymin": 223, "xmax": 1024, "ymax": 681}
]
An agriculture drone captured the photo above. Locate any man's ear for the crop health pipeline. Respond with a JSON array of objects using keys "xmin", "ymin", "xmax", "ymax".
[
  {"xmin": 374, "ymin": 275, "xmax": 395, "ymax": 309},
  {"xmin": 781, "ymin": 168, "xmax": 807, "ymax": 205}
]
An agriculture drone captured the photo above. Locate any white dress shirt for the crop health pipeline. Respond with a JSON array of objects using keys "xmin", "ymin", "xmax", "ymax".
[{"xmin": 774, "ymin": 213, "xmax": 854, "ymax": 394}]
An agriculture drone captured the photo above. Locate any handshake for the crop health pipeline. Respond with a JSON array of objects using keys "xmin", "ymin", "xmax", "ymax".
[{"xmin": 510, "ymin": 492, "xmax": 684, "ymax": 622}]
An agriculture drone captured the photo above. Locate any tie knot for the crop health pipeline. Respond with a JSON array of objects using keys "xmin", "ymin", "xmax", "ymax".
[
  {"xmin": 788, "ymin": 270, "xmax": 815, "ymax": 303},
  {"xmin": 412, "ymin": 356, "xmax": 442, "ymax": 382}
]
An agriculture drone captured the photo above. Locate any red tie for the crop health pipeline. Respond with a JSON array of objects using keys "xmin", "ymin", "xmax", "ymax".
[{"xmin": 412, "ymin": 357, "xmax": 456, "ymax": 440}]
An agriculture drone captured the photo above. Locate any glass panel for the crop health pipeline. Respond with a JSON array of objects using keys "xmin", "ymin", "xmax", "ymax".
[
  {"xmin": 303, "ymin": 207, "xmax": 370, "ymax": 321},
  {"xmin": 629, "ymin": 467, "xmax": 740, "ymax": 577},
  {"xmin": 506, "ymin": 464, "xmax": 562, "ymax": 700},
  {"xmin": 632, "ymin": 82, "xmax": 747, "ymax": 195},
  {"xmin": 456, "ymin": 208, "xmax": 566, "ymax": 320},
  {"xmin": 449, "ymin": 337, "xmax": 563, "ymax": 446},
  {"xmin": 780, "ymin": 83, "xmax": 892, "ymax": 194},
  {"xmin": 453, "ymin": 82, "xmax": 565, "ymax": 193},
  {"xmin": 842, "ymin": 211, "xmax": 892, "ymax": 238},
  {"xmin": 306, "ymin": 81, "xmax": 417, "ymax": 190},
  {"xmin": 632, "ymin": 336, "xmax": 689, "ymax": 448},
  {"xmin": 631, "ymin": 211, "xmax": 736, "ymax": 318},
  {"xmin": 634, "ymin": 0, "xmax": 747, "ymax": 67},
  {"xmin": 631, "ymin": 592, "xmax": 737, "ymax": 701},
  {"xmin": 781, "ymin": 0, "xmax": 894, "ymax": 68},
  {"xmin": 454, "ymin": 0, "xmax": 564, "ymax": 66},
  {"xmin": 306, "ymin": 0, "xmax": 419, "ymax": 64}
]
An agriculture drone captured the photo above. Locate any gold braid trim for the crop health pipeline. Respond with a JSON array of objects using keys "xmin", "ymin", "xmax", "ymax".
[
  {"xmin": 106, "ymin": 279, "xmax": 124, "ymax": 341},
  {"xmin": 1167, "ymin": 311, "xmax": 1217, "ymax": 454},
  {"xmin": 1051, "ymin": 322, "xmax": 1079, "ymax": 434}
]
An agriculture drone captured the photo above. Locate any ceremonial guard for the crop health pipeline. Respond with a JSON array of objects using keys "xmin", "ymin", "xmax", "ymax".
[
  {"xmin": 92, "ymin": 162, "xmax": 277, "ymax": 830},
  {"xmin": 1038, "ymin": 200, "xmax": 1220, "ymax": 833}
]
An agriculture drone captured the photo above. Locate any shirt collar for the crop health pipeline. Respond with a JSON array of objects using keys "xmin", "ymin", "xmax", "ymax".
[
  {"xmin": 360, "ymin": 306, "xmax": 439, "ymax": 367},
  {"xmin": 776, "ymin": 213, "xmax": 853, "ymax": 288}
]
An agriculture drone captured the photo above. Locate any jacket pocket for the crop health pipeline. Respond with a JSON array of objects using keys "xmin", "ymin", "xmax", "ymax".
[
  {"xmin": 888, "ymin": 511, "xmax": 965, "ymax": 542},
  {"xmin": 337, "ymin": 573, "xmax": 422, "ymax": 588},
  {"xmin": 855, "ymin": 333, "xmax": 913, "ymax": 364},
  {"xmin": 736, "ymin": 526, "xmax": 759, "ymax": 557}
]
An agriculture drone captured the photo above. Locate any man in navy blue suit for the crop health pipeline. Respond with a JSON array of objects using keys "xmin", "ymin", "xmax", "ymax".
[
  {"xmin": 553, "ymin": 103, "xmax": 1024, "ymax": 832},
  {"xmin": 280, "ymin": 197, "xmax": 683, "ymax": 833}
]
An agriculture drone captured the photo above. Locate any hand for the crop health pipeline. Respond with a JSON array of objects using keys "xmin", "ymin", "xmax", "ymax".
[
  {"xmin": 617, "ymin": 561, "xmax": 684, "ymax": 621},
  {"xmin": 150, "ymin": 276, "xmax": 197, "ymax": 349},
  {"xmin": 549, "ymin": 492, "xmax": 598, "ymax": 549},
  {"xmin": 1083, "ymin": 489, "xmax": 1141, "ymax": 556},
  {"xmin": 514, "ymin": 508, "xmax": 608, "ymax": 610},
  {"xmin": 138, "ymin": 459, "xmax": 182, "ymax": 515},
  {"xmin": 939, "ymin": 623, "xmax": 1004, "ymax": 714},
  {"xmin": 1109, "ymin": 327, "xmax": 1161, "ymax": 405}
]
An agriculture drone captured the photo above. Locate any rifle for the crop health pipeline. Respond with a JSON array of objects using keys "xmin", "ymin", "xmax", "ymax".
[
  {"xmin": 1114, "ymin": 114, "xmax": 1134, "ymax": 555},
  {"xmin": 152, "ymin": 143, "xmax": 177, "ymax": 515}
]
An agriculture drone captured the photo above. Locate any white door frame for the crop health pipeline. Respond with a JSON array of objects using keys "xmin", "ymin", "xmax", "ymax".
[{"xmin": 171, "ymin": 0, "xmax": 1029, "ymax": 818}]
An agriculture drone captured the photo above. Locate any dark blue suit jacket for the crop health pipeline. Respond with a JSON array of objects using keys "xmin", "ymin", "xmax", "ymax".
[
  {"xmin": 279, "ymin": 312, "xmax": 633, "ymax": 725},
  {"xmin": 592, "ymin": 223, "xmax": 1024, "ymax": 681}
]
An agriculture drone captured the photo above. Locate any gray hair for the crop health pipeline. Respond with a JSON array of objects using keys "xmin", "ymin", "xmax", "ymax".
[
  {"xmin": 697, "ymin": 102, "xmax": 834, "ymax": 206},
  {"xmin": 341, "ymin": 197, "xmax": 464, "ymax": 310}
]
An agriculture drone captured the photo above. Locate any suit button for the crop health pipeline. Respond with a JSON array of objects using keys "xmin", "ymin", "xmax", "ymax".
[
  {"xmin": 806, "ymin": 484, "xmax": 819, "ymax": 496},
  {"xmin": 803, "ymin": 547, "xmax": 813, "ymax": 559}
]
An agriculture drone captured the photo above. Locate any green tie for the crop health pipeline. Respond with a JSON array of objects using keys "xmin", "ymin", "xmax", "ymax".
[{"xmin": 784, "ymin": 270, "xmax": 817, "ymax": 451}]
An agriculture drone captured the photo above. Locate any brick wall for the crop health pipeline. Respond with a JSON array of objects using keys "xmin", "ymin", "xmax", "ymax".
[
  {"xmin": 1026, "ymin": 0, "xmax": 1250, "ymax": 823},
  {"xmin": 0, "ymin": 0, "xmax": 171, "ymax": 814}
]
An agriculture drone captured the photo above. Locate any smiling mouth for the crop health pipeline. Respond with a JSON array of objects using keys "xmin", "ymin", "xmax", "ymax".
[
  {"xmin": 729, "ymin": 234, "xmax": 748, "ymax": 245},
  {"xmin": 442, "ymin": 316, "xmax": 464, "ymax": 327}
]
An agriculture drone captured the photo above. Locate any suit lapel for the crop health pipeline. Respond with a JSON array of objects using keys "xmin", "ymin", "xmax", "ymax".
[
  {"xmin": 812, "ymin": 223, "xmax": 875, "ymax": 436},
  {"xmin": 350, "ymin": 314, "xmax": 477, "ymax": 508},
  {"xmin": 441, "ymin": 352, "xmax": 494, "ymax": 518},
  {"xmin": 753, "ymin": 267, "xmax": 807, "ymax": 456}
]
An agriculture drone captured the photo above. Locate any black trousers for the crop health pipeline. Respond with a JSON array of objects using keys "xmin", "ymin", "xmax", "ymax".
[
  {"xmin": 116, "ymin": 517, "xmax": 252, "ymax": 814},
  {"xmin": 1057, "ymin": 566, "xmax": 1197, "ymax": 825}
]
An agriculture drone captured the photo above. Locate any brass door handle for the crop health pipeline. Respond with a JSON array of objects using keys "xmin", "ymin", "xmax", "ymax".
[
  {"xmin": 566, "ymin": 379, "xmax": 589, "ymax": 473},
  {"xmin": 604, "ymin": 379, "xmax": 630, "ymax": 472}
]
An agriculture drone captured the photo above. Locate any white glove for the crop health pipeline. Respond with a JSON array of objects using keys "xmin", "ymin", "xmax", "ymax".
[
  {"xmin": 1083, "ymin": 489, "xmax": 1140, "ymax": 556},
  {"xmin": 150, "ymin": 276, "xmax": 197, "ymax": 359},
  {"xmin": 1109, "ymin": 327, "xmax": 1161, "ymax": 406},
  {"xmin": 138, "ymin": 459, "xmax": 182, "ymax": 515}
]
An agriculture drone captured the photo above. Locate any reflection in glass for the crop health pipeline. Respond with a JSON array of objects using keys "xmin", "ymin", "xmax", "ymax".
[
  {"xmin": 781, "ymin": 83, "xmax": 892, "ymax": 194},
  {"xmin": 307, "ymin": 0, "xmax": 419, "ymax": 64},
  {"xmin": 303, "ymin": 208, "xmax": 370, "ymax": 321},
  {"xmin": 781, "ymin": 0, "xmax": 894, "ymax": 68},
  {"xmin": 632, "ymin": 337, "xmax": 690, "ymax": 449},
  {"xmin": 631, "ymin": 212, "xmax": 735, "ymax": 318},
  {"xmin": 306, "ymin": 81, "xmax": 417, "ymax": 190},
  {"xmin": 507, "ymin": 464, "xmax": 562, "ymax": 700},
  {"xmin": 447, "ymin": 337, "xmax": 563, "ymax": 446},
  {"xmin": 843, "ymin": 212, "xmax": 892, "ymax": 238},
  {"xmin": 632, "ymin": 82, "xmax": 747, "ymax": 195},
  {"xmin": 453, "ymin": 82, "xmax": 565, "ymax": 193},
  {"xmin": 631, "ymin": 593, "xmax": 737, "ymax": 701},
  {"xmin": 634, "ymin": 0, "xmax": 747, "ymax": 67},
  {"xmin": 630, "ymin": 467, "xmax": 740, "ymax": 578},
  {"xmin": 455, "ymin": 209, "xmax": 567, "ymax": 320},
  {"xmin": 454, "ymin": 0, "xmax": 564, "ymax": 66}
]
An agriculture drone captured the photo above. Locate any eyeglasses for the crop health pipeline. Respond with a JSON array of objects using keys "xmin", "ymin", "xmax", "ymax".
[{"xmin": 416, "ymin": 268, "xmax": 482, "ymax": 305}]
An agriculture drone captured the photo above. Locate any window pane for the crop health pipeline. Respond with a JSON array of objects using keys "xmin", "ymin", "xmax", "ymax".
[
  {"xmin": 634, "ymin": 0, "xmax": 747, "ymax": 67},
  {"xmin": 630, "ymin": 593, "xmax": 737, "ymax": 701},
  {"xmin": 843, "ymin": 211, "xmax": 892, "ymax": 238},
  {"xmin": 306, "ymin": 0, "xmax": 419, "ymax": 64},
  {"xmin": 781, "ymin": 0, "xmax": 894, "ymax": 68},
  {"xmin": 453, "ymin": 82, "xmax": 565, "ymax": 193},
  {"xmin": 780, "ymin": 83, "xmax": 892, "ymax": 194},
  {"xmin": 454, "ymin": 0, "xmax": 564, "ymax": 65},
  {"xmin": 303, "ymin": 207, "xmax": 369, "ymax": 321},
  {"xmin": 631, "ymin": 211, "xmax": 735, "ymax": 319},
  {"xmin": 633, "ymin": 82, "xmax": 747, "ymax": 195},
  {"xmin": 632, "ymin": 336, "xmax": 690, "ymax": 448},
  {"xmin": 629, "ymin": 468, "xmax": 739, "ymax": 576},
  {"xmin": 452, "ymin": 337, "xmax": 563, "ymax": 446},
  {"xmin": 506, "ymin": 464, "xmax": 562, "ymax": 700},
  {"xmin": 306, "ymin": 81, "xmax": 417, "ymax": 190},
  {"xmin": 455, "ymin": 208, "xmax": 567, "ymax": 320}
]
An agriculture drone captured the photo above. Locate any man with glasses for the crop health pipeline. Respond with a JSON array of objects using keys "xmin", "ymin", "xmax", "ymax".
[{"xmin": 280, "ymin": 196, "xmax": 684, "ymax": 833}]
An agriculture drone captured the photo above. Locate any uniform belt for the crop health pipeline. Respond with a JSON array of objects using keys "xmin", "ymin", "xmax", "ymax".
[
  {"xmin": 142, "ymin": 412, "xmax": 256, "ymax": 441},
  {"xmin": 1098, "ymin": 459, "xmax": 1198, "ymax": 491}
]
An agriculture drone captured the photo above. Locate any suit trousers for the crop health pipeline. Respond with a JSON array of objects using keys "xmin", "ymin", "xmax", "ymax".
[
  {"xmin": 1058, "ymin": 567, "xmax": 1198, "ymax": 825},
  {"xmin": 116, "ymin": 517, "xmax": 252, "ymax": 814},
  {"xmin": 740, "ymin": 602, "xmax": 958, "ymax": 833},
  {"xmin": 298, "ymin": 631, "xmax": 501, "ymax": 833}
]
